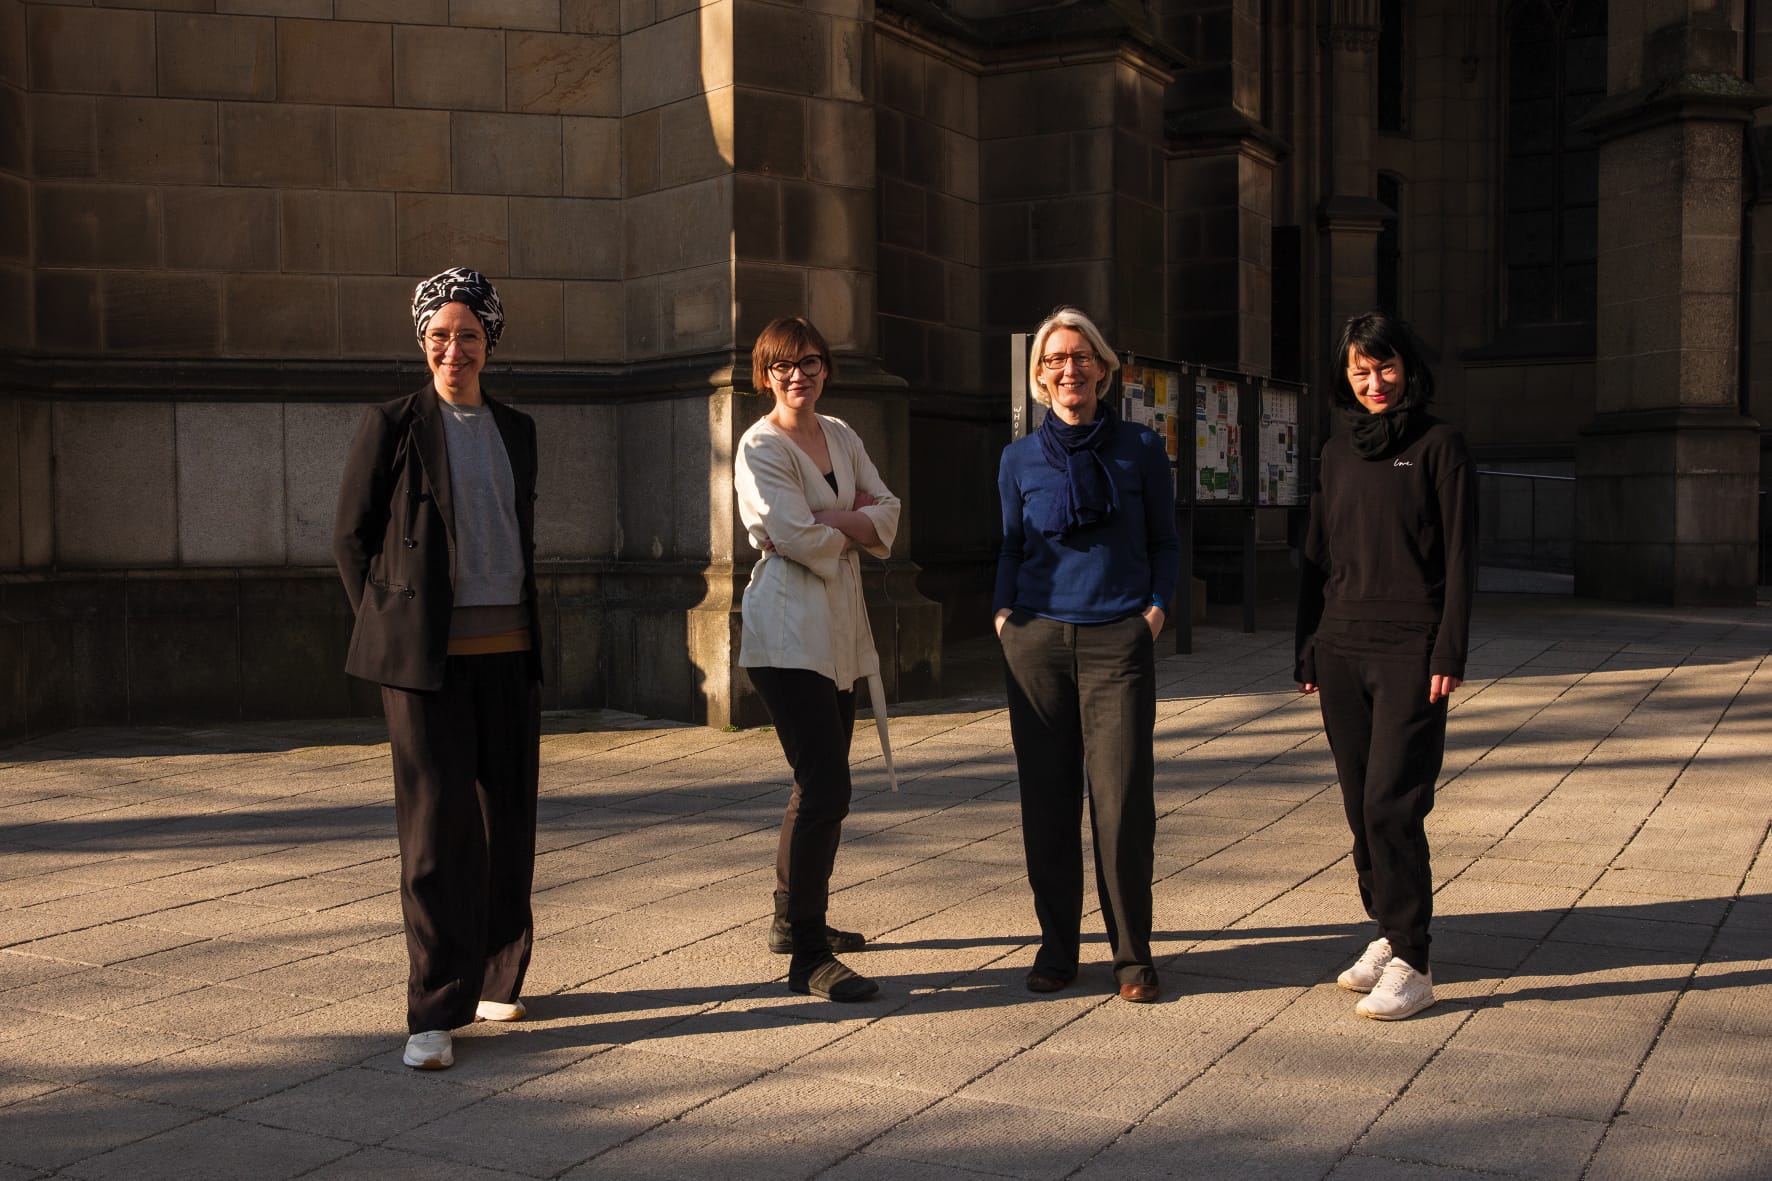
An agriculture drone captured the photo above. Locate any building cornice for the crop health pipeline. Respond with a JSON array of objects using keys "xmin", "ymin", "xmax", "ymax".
[{"xmin": 0, "ymin": 351, "xmax": 907, "ymax": 404}]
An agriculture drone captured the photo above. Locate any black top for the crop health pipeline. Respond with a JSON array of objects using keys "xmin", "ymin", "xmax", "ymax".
[
  {"xmin": 1295, "ymin": 413, "xmax": 1478, "ymax": 683},
  {"xmin": 333, "ymin": 385, "xmax": 542, "ymax": 691}
]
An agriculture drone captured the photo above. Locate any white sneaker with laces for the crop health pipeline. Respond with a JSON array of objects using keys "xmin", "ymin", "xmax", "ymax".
[
  {"xmin": 403, "ymin": 1030, "xmax": 453, "ymax": 1069},
  {"xmin": 1355, "ymin": 957, "xmax": 1435, "ymax": 1020},
  {"xmin": 1337, "ymin": 937, "xmax": 1393, "ymax": 993},
  {"xmin": 475, "ymin": 999, "xmax": 526, "ymax": 1022}
]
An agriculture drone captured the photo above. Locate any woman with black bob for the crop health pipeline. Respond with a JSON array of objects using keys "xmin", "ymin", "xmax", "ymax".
[
  {"xmin": 994, "ymin": 305, "xmax": 1179, "ymax": 1004},
  {"xmin": 735, "ymin": 315, "xmax": 900, "ymax": 1003},
  {"xmin": 1296, "ymin": 310, "xmax": 1477, "ymax": 1021}
]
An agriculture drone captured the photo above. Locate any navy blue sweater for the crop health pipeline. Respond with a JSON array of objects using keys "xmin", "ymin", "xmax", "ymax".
[{"xmin": 994, "ymin": 420, "xmax": 1181, "ymax": 623}]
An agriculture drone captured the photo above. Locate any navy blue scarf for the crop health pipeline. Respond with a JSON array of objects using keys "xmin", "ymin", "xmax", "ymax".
[{"xmin": 1037, "ymin": 402, "xmax": 1119, "ymax": 539}]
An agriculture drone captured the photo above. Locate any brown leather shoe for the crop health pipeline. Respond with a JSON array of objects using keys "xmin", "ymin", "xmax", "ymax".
[
  {"xmin": 1118, "ymin": 981, "xmax": 1160, "ymax": 1003},
  {"xmin": 1025, "ymin": 968, "xmax": 1074, "ymax": 994}
]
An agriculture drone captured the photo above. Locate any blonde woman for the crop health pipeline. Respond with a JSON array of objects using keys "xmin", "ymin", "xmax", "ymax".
[{"xmin": 994, "ymin": 306, "xmax": 1178, "ymax": 1003}]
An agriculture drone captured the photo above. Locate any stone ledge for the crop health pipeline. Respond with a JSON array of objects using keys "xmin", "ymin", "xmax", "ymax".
[{"xmin": 1, "ymin": 352, "xmax": 921, "ymax": 405}]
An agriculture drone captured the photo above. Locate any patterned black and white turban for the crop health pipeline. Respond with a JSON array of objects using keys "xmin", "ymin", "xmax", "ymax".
[{"xmin": 411, "ymin": 267, "xmax": 505, "ymax": 352}]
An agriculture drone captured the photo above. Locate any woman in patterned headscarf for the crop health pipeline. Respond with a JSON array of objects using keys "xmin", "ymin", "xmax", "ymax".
[{"xmin": 334, "ymin": 267, "xmax": 543, "ymax": 1070}]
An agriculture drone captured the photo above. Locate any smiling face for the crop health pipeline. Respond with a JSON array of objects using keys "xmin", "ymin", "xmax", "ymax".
[
  {"xmin": 421, "ymin": 302, "xmax": 487, "ymax": 405},
  {"xmin": 1039, "ymin": 327, "xmax": 1104, "ymax": 425},
  {"xmin": 764, "ymin": 352, "xmax": 828, "ymax": 415},
  {"xmin": 1345, "ymin": 345, "xmax": 1404, "ymax": 415}
]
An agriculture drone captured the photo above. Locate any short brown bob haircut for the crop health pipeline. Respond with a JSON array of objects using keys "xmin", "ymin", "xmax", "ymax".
[{"xmin": 751, "ymin": 316, "xmax": 837, "ymax": 393}]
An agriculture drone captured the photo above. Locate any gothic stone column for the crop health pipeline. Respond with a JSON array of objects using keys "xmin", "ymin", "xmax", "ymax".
[
  {"xmin": 1317, "ymin": 0, "xmax": 1390, "ymax": 330},
  {"xmin": 696, "ymin": 0, "xmax": 941, "ymax": 727},
  {"xmin": 1166, "ymin": 0, "xmax": 1286, "ymax": 373},
  {"xmin": 1574, "ymin": 5, "xmax": 1764, "ymax": 604}
]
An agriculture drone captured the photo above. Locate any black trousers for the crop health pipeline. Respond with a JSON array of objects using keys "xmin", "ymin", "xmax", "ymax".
[
  {"xmin": 1001, "ymin": 612, "xmax": 1157, "ymax": 986},
  {"xmin": 748, "ymin": 666, "xmax": 856, "ymax": 929},
  {"xmin": 1313, "ymin": 619, "xmax": 1445, "ymax": 973},
  {"xmin": 382, "ymin": 651, "xmax": 540, "ymax": 1033}
]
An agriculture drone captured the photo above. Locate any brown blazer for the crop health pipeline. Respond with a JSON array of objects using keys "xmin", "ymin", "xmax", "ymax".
[{"xmin": 333, "ymin": 384, "xmax": 542, "ymax": 691}]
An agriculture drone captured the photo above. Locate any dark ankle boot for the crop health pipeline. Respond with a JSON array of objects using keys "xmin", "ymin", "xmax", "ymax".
[
  {"xmin": 787, "ymin": 919, "xmax": 878, "ymax": 1002},
  {"xmin": 768, "ymin": 891, "xmax": 865, "ymax": 955}
]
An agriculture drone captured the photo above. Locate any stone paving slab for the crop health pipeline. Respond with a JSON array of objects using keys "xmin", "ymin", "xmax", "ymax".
[{"xmin": 2, "ymin": 593, "xmax": 1771, "ymax": 1180}]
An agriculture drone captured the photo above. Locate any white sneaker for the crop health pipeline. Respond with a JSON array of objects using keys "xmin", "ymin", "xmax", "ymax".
[
  {"xmin": 475, "ymin": 999, "xmax": 526, "ymax": 1022},
  {"xmin": 403, "ymin": 1030, "xmax": 453, "ymax": 1069},
  {"xmin": 1355, "ymin": 957, "xmax": 1435, "ymax": 1020},
  {"xmin": 1337, "ymin": 937, "xmax": 1393, "ymax": 993}
]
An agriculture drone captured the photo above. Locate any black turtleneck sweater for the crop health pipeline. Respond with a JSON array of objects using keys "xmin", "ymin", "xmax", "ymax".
[{"xmin": 1294, "ymin": 412, "xmax": 1478, "ymax": 683}]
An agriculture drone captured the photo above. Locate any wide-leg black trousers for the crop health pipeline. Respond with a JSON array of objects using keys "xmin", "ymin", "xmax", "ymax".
[
  {"xmin": 1313, "ymin": 618, "xmax": 1445, "ymax": 973},
  {"xmin": 382, "ymin": 651, "xmax": 540, "ymax": 1034},
  {"xmin": 1001, "ymin": 612, "xmax": 1157, "ymax": 986},
  {"xmin": 747, "ymin": 666, "xmax": 857, "ymax": 929}
]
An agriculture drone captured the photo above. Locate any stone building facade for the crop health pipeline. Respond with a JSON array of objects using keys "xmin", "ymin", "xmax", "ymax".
[{"xmin": 1, "ymin": 0, "xmax": 1766, "ymax": 743}]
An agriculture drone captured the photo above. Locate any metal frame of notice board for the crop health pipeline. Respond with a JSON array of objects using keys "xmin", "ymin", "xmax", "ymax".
[
  {"xmin": 1142, "ymin": 360, "xmax": 1312, "ymax": 653},
  {"xmin": 1007, "ymin": 337, "xmax": 1313, "ymax": 655}
]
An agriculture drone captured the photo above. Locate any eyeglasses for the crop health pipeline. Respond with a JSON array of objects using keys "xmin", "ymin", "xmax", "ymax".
[
  {"xmin": 766, "ymin": 355, "xmax": 827, "ymax": 380},
  {"xmin": 424, "ymin": 330, "xmax": 484, "ymax": 349},
  {"xmin": 1039, "ymin": 351, "xmax": 1099, "ymax": 371}
]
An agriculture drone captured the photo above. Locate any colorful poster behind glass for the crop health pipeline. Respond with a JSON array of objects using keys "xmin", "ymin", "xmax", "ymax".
[
  {"xmin": 1193, "ymin": 374, "xmax": 1242, "ymax": 502},
  {"xmin": 1114, "ymin": 359, "xmax": 1309, "ymax": 508},
  {"xmin": 1119, "ymin": 365, "xmax": 1182, "ymax": 500},
  {"xmin": 1258, "ymin": 380, "xmax": 1303, "ymax": 506}
]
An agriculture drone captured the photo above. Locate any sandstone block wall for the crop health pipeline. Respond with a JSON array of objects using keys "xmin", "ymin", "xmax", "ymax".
[{"xmin": 22, "ymin": 2, "xmax": 625, "ymax": 367}]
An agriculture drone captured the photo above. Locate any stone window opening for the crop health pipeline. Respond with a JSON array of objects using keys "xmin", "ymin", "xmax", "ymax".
[
  {"xmin": 1501, "ymin": 0, "xmax": 1606, "ymax": 332},
  {"xmin": 1378, "ymin": 0, "xmax": 1407, "ymax": 135},
  {"xmin": 1378, "ymin": 173, "xmax": 1403, "ymax": 316}
]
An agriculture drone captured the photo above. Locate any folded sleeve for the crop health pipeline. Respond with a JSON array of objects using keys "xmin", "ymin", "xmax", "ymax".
[
  {"xmin": 841, "ymin": 422, "xmax": 900, "ymax": 560},
  {"xmin": 736, "ymin": 431, "xmax": 846, "ymax": 582},
  {"xmin": 992, "ymin": 446, "xmax": 1025, "ymax": 613},
  {"xmin": 1294, "ymin": 481, "xmax": 1328, "ymax": 685},
  {"xmin": 1430, "ymin": 437, "xmax": 1478, "ymax": 679},
  {"xmin": 332, "ymin": 404, "xmax": 396, "ymax": 614}
]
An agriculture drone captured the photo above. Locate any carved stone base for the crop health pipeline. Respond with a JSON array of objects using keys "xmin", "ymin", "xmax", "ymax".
[
  {"xmin": 696, "ymin": 559, "xmax": 944, "ymax": 730},
  {"xmin": 1574, "ymin": 408, "xmax": 1761, "ymax": 606}
]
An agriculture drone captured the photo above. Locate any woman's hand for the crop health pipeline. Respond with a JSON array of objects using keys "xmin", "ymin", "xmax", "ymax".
[
  {"xmin": 994, "ymin": 608, "xmax": 1012, "ymax": 637},
  {"xmin": 1429, "ymin": 674, "xmax": 1462, "ymax": 703},
  {"xmin": 757, "ymin": 533, "xmax": 775, "ymax": 552},
  {"xmin": 853, "ymin": 489, "xmax": 878, "ymax": 510},
  {"xmin": 811, "ymin": 504, "xmax": 881, "ymax": 551},
  {"xmin": 1143, "ymin": 604, "xmax": 1165, "ymax": 640}
]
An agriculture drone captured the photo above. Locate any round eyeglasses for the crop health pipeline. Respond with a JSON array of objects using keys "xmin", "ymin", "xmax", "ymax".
[
  {"xmin": 766, "ymin": 355, "xmax": 827, "ymax": 380},
  {"xmin": 424, "ymin": 330, "xmax": 484, "ymax": 349}
]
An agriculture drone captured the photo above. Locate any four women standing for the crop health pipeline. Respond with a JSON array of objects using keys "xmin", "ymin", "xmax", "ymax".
[{"xmin": 338, "ymin": 281, "xmax": 1460, "ymax": 1054}]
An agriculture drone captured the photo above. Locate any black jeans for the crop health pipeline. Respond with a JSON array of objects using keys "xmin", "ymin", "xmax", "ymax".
[
  {"xmin": 1313, "ymin": 618, "xmax": 1446, "ymax": 973},
  {"xmin": 382, "ymin": 651, "xmax": 540, "ymax": 1033},
  {"xmin": 1000, "ymin": 612, "xmax": 1157, "ymax": 986},
  {"xmin": 747, "ymin": 666, "xmax": 857, "ymax": 929}
]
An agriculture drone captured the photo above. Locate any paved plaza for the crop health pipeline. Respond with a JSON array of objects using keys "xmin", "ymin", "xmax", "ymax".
[{"xmin": 1, "ymin": 593, "xmax": 1769, "ymax": 1180}]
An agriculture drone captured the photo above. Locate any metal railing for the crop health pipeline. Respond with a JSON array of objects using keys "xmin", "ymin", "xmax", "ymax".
[{"xmin": 1478, "ymin": 469, "xmax": 1574, "ymax": 573}]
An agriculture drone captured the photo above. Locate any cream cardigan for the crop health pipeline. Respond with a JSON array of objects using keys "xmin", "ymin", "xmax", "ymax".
[{"xmin": 735, "ymin": 413, "xmax": 901, "ymax": 688}]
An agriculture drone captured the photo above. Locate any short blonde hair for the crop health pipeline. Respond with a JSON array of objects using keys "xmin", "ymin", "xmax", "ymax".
[{"xmin": 1027, "ymin": 306, "xmax": 1119, "ymax": 407}]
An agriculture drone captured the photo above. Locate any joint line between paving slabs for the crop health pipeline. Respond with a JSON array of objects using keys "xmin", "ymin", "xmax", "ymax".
[{"xmin": 1573, "ymin": 817, "xmax": 1771, "ymax": 1181}]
